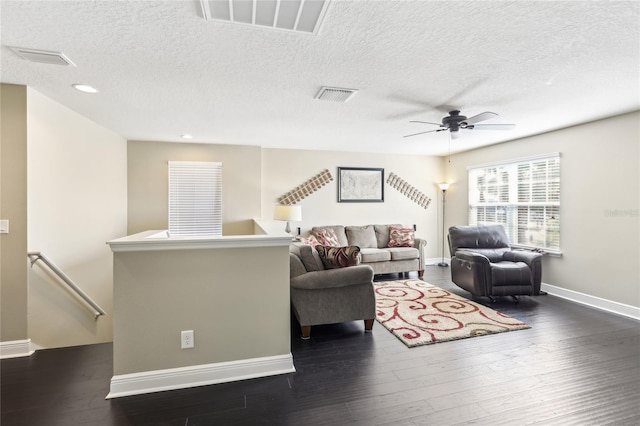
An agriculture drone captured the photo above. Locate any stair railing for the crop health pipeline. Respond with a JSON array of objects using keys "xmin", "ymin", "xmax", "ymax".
[{"xmin": 27, "ymin": 251, "xmax": 106, "ymax": 320}]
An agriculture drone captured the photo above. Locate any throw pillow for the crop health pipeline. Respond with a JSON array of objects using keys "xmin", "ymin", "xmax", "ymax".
[
  {"xmin": 299, "ymin": 234, "xmax": 320, "ymax": 247},
  {"xmin": 345, "ymin": 225, "xmax": 378, "ymax": 248},
  {"xmin": 313, "ymin": 228, "xmax": 340, "ymax": 246},
  {"xmin": 388, "ymin": 226, "xmax": 415, "ymax": 248},
  {"xmin": 315, "ymin": 245, "xmax": 362, "ymax": 269}
]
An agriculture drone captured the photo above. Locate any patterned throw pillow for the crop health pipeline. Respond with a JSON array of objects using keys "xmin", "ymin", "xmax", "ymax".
[
  {"xmin": 313, "ymin": 228, "xmax": 340, "ymax": 247},
  {"xmin": 315, "ymin": 245, "xmax": 362, "ymax": 269},
  {"xmin": 298, "ymin": 234, "xmax": 320, "ymax": 247},
  {"xmin": 388, "ymin": 226, "xmax": 415, "ymax": 248}
]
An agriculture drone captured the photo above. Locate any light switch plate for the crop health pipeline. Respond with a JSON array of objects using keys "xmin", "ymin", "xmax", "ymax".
[{"xmin": 0, "ymin": 220, "xmax": 8, "ymax": 234}]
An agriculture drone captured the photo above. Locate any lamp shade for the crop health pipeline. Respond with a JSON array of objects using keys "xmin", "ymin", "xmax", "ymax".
[
  {"xmin": 274, "ymin": 205, "xmax": 302, "ymax": 222},
  {"xmin": 438, "ymin": 183, "xmax": 450, "ymax": 191}
]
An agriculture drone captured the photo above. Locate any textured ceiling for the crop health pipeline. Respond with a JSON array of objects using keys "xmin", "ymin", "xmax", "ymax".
[{"xmin": 2, "ymin": 1, "xmax": 639, "ymax": 156}]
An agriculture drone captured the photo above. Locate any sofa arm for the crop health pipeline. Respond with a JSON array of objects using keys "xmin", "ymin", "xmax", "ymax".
[
  {"xmin": 414, "ymin": 237, "xmax": 426, "ymax": 270},
  {"xmin": 290, "ymin": 265, "xmax": 374, "ymax": 291}
]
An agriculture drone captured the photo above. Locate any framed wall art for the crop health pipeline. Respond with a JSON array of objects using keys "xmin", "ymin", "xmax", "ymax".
[{"xmin": 337, "ymin": 167, "xmax": 384, "ymax": 202}]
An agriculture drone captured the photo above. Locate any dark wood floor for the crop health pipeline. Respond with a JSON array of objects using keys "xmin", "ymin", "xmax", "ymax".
[{"xmin": 2, "ymin": 266, "xmax": 639, "ymax": 425}]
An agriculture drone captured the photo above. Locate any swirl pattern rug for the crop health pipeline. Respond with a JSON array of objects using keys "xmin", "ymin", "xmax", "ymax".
[{"xmin": 374, "ymin": 280, "xmax": 530, "ymax": 347}]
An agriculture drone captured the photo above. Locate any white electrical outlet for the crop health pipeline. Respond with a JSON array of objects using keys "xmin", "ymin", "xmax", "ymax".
[{"xmin": 181, "ymin": 330, "xmax": 194, "ymax": 349}]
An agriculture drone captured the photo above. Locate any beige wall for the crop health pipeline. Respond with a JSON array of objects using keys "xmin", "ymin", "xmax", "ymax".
[
  {"xmin": 127, "ymin": 141, "xmax": 262, "ymax": 236},
  {"xmin": 113, "ymin": 245, "xmax": 290, "ymax": 375},
  {"xmin": 444, "ymin": 112, "xmax": 640, "ymax": 307},
  {"xmin": 261, "ymin": 148, "xmax": 445, "ymax": 260},
  {"xmin": 0, "ymin": 84, "xmax": 28, "ymax": 342},
  {"xmin": 27, "ymin": 88, "xmax": 127, "ymax": 348}
]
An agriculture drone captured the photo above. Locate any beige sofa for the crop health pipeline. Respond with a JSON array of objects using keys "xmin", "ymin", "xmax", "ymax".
[
  {"xmin": 308, "ymin": 224, "xmax": 425, "ymax": 277},
  {"xmin": 289, "ymin": 245, "xmax": 376, "ymax": 339}
]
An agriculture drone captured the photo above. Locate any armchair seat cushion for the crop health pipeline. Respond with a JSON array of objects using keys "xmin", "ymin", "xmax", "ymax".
[
  {"xmin": 360, "ymin": 248, "xmax": 391, "ymax": 263},
  {"xmin": 490, "ymin": 261, "xmax": 532, "ymax": 286}
]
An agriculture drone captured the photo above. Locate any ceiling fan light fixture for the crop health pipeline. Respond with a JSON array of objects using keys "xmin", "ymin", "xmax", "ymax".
[{"xmin": 72, "ymin": 84, "xmax": 99, "ymax": 93}]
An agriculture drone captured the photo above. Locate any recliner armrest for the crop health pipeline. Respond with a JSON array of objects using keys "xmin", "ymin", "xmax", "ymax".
[
  {"xmin": 454, "ymin": 250, "xmax": 491, "ymax": 266},
  {"xmin": 290, "ymin": 265, "xmax": 374, "ymax": 290},
  {"xmin": 503, "ymin": 250, "xmax": 543, "ymax": 268}
]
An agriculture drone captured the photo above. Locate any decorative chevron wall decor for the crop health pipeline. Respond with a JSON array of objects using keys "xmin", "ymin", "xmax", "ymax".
[
  {"xmin": 277, "ymin": 169, "xmax": 333, "ymax": 205},
  {"xmin": 387, "ymin": 172, "xmax": 432, "ymax": 209}
]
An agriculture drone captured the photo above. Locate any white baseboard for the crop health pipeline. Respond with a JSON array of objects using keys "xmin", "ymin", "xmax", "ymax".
[
  {"xmin": 425, "ymin": 257, "xmax": 451, "ymax": 266},
  {"xmin": 0, "ymin": 339, "xmax": 35, "ymax": 359},
  {"xmin": 541, "ymin": 283, "xmax": 640, "ymax": 321},
  {"xmin": 106, "ymin": 353, "xmax": 296, "ymax": 399}
]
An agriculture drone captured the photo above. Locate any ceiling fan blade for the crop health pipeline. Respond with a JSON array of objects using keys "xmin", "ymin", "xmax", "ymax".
[
  {"xmin": 470, "ymin": 124, "xmax": 516, "ymax": 130},
  {"xmin": 403, "ymin": 129, "xmax": 445, "ymax": 138},
  {"xmin": 464, "ymin": 111, "xmax": 498, "ymax": 125},
  {"xmin": 409, "ymin": 120, "xmax": 442, "ymax": 126}
]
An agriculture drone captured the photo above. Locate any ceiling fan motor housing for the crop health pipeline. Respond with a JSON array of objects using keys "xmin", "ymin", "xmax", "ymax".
[{"xmin": 442, "ymin": 110, "xmax": 467, "ymax": 131}]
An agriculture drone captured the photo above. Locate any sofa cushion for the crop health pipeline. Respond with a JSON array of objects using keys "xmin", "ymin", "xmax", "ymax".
[
  {"xmin": 298, "ymin": 244, "xmax": 325, "ymax": 271},
  {"xmin": 312, "ymin": 226, "xmax": 348, "ymax": 246},
  {"xmin": 345, "ymin": 225, "xmax": 377, "ymax": 248},
  {"xmin": 387, "ymin": 247, "xmax": 419, "ymax": 261},
  {"xmin": 316, "ymin": 245, "xmax": 362, "ymax": 269},
  {"xmin": 359, "ymin": 248, "xmax": 391, "ymax": 263},
  {"xmin": 374, "ymin": 224, "xmax": 402, "ymax": 248},
  {"xmin": 388, "ymin": 226, "xmax": 415, "ymax": 248}
]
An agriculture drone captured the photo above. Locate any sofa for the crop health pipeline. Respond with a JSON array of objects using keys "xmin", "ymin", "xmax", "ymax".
[
  {"xmin": 308, "ymin": 224, "xmax": 425, "ymax": 277},
  {"xmin": 289, "ymin": 244, "xmax": 376, "ymax": 339}
]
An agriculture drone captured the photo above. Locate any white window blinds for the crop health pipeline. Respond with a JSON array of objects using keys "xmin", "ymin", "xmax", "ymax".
[
  {"xmin": 468, "ymin": 153, "xmax": 560, "ymax": 253},
  {"xmin": 168, "ymin": 161, "xmax": 222, "ymax": 237}
]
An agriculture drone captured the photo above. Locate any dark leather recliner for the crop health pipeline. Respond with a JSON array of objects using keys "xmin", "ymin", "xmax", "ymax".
[{"xmin": 448, "ymin": 225, "xmax": 543, "ymax": 301}]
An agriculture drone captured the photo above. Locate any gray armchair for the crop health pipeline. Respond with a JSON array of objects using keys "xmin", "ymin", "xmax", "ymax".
[
  {"xmin": 289, "ymin": 244, "xmax": 376, "ymax": 339},
  {"xmin": 448, "ymin": 225, "xmax": 543, "ymax": 301}
]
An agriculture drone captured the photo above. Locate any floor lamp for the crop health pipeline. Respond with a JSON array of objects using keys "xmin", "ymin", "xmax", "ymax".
[{"xmin": 437, "ymin": 183, "xmax": 450, "ymax": 267}]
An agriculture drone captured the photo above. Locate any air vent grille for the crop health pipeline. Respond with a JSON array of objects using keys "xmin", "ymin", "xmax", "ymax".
[
  {"xmin": 200, "ymin": 0, "xmax": 330, "ymax": 34},
  {"xmin": 314, "ymin": 86, "xmax": 358, "ymax": 102},
  {"xmin": 9, "ymin": 47, "xmax": 75, "ymax": 66}
]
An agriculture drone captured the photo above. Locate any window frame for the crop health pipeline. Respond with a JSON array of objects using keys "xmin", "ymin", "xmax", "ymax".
[{"xmin": 467, "ymin": 153, "xmax": 561, "ymax": 255}]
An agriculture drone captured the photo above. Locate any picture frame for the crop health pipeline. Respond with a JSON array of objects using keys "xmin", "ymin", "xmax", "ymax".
[{"xmin": 337, "ymin": 167, "xmax": 384, "ymax": 202}]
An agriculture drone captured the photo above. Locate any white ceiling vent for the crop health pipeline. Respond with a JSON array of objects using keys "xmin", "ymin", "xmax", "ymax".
[
  {"xmin": 314, "ymin": 86, "xmax": 358, "ymax": 103},
  {"xmin": 200, "ymin": 0, "xmax": 330, "ymax": 34},
  {"xmin": 9, "ymin": 47, "xmax": 76, "ymax": 66}
]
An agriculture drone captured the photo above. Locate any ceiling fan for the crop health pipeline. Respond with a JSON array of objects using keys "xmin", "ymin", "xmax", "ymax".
[{"xmin": 404, "ymin": 110, "xmax": 515, "ymax": 139}]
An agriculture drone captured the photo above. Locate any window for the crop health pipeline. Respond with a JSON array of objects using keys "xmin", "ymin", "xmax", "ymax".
[
  {"xmin": 468, "ymin": 153, "xmax": 560, "ymax": 253},
  {"xmin": 168, "ymin": 161, "xmax": 222, "ymax": 237}
]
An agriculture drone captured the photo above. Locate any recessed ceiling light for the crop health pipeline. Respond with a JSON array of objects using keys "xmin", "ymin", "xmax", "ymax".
[
  {"xmin": 181, "ymin": 134, "xmax": 193, "ymax": 139},
  {"xmin": 72, "ymin": 84, "xmax": 99, "ymax": 93}
]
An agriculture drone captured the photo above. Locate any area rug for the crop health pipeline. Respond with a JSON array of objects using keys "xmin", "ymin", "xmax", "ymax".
[{"xmin": 373, "ymin": 280, "xmax": 530, "ymax": 347}]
